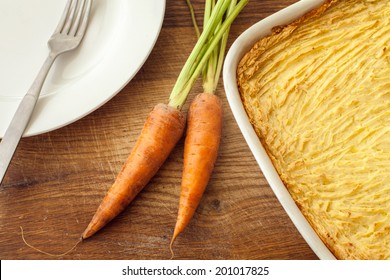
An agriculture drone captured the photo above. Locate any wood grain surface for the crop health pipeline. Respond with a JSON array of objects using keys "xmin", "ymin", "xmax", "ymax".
[{"xmin": 0, "ymin": 0, "xmax": 318, "ymax": 260}]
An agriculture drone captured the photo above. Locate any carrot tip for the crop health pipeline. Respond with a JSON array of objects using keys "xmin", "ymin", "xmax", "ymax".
[{"xmin": 81, "ymin": 229, "xmax": 91, "ymax": 240}]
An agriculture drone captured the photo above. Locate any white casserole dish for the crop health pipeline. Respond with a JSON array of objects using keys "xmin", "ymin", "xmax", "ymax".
[{"xmin": 223, "ymin": 0, "xmax": 336, "ymax": 260}]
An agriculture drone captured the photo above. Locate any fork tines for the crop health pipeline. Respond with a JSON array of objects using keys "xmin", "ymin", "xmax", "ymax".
[{"xmin": 55, "ymin": 0, "xmax": 92, "ymax": 37}]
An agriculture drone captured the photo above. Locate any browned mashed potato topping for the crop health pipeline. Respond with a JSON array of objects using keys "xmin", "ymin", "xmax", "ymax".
[{"xmin": 237, "ymin": 0, "xmax": 389, "ymax": 259}]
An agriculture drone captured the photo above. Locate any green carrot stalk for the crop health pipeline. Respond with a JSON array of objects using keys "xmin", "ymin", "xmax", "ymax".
[
  {"xmin": 168, "ymin": 0, "xmax": 248, "ymax": 109},
  {"xmin": 185, "ymin": 0, "xmax": 201, "ymax": 38}
]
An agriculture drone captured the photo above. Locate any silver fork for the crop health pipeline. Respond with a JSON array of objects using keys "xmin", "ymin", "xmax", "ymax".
[{"xmin": 0, "ymin": 0, "xmax": 92, "ymax": 185}]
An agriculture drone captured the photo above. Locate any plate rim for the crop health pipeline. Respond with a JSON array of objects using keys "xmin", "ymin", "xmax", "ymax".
[{"xmin": 223, "ymin": 0, "xmax": 336, "ymax": 260}]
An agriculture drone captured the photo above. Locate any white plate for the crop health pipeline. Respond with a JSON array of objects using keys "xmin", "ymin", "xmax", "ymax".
[
  {"xmin": 0, "ymin": 0, "xmax": 165, "ymax": 137},
  {"xmin": 223, "ymin": 0, "xmax": 336, "ymax": 260}
]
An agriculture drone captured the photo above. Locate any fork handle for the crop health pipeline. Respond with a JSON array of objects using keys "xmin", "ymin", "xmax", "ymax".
[{"xmin": 0, "ymin": 53, "xmax": 57, "ymax": 185}]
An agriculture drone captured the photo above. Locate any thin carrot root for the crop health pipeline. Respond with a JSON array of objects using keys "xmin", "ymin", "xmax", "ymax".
[
  {"xmin": 20, "ymin": 226, "xmax": 82, "ymax": 257},
  {"xmin": 171, "ymin": 93, "xmax": 223, "ymax": 247},
  {"xmin": 169, "ymin": 240, "xmax": 175, "ymax": 260},
  {"xmin": 82, "ymin": 103, "xmax": 186, "ymax": 239}
]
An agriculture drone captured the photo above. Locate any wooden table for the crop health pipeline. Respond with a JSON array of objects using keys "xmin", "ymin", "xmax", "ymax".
[{"xmin": 0, "ymin": 0, "xmax": 318, "ymax": 260}]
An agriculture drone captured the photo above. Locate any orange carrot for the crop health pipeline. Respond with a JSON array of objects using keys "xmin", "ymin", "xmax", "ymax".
[
  {"xmin": 170, "ymin": 0, "xmax": 246, "ymax": 250},
  {"xmin": 82, "ymin": 0, "xmax": 247, "ymax": 240},
  {"xmin": 171, "ymin": 92, "xmax": 222, "ymax": 245},
  {"xmin": 82, "ymin": 104, "xmax": 185, "ymax": 239}
]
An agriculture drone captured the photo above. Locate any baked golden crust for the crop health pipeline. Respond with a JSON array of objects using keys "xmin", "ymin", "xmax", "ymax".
[{"xmin": 237, "ymin": 0, "xmax": 390, "ymax": 260}]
